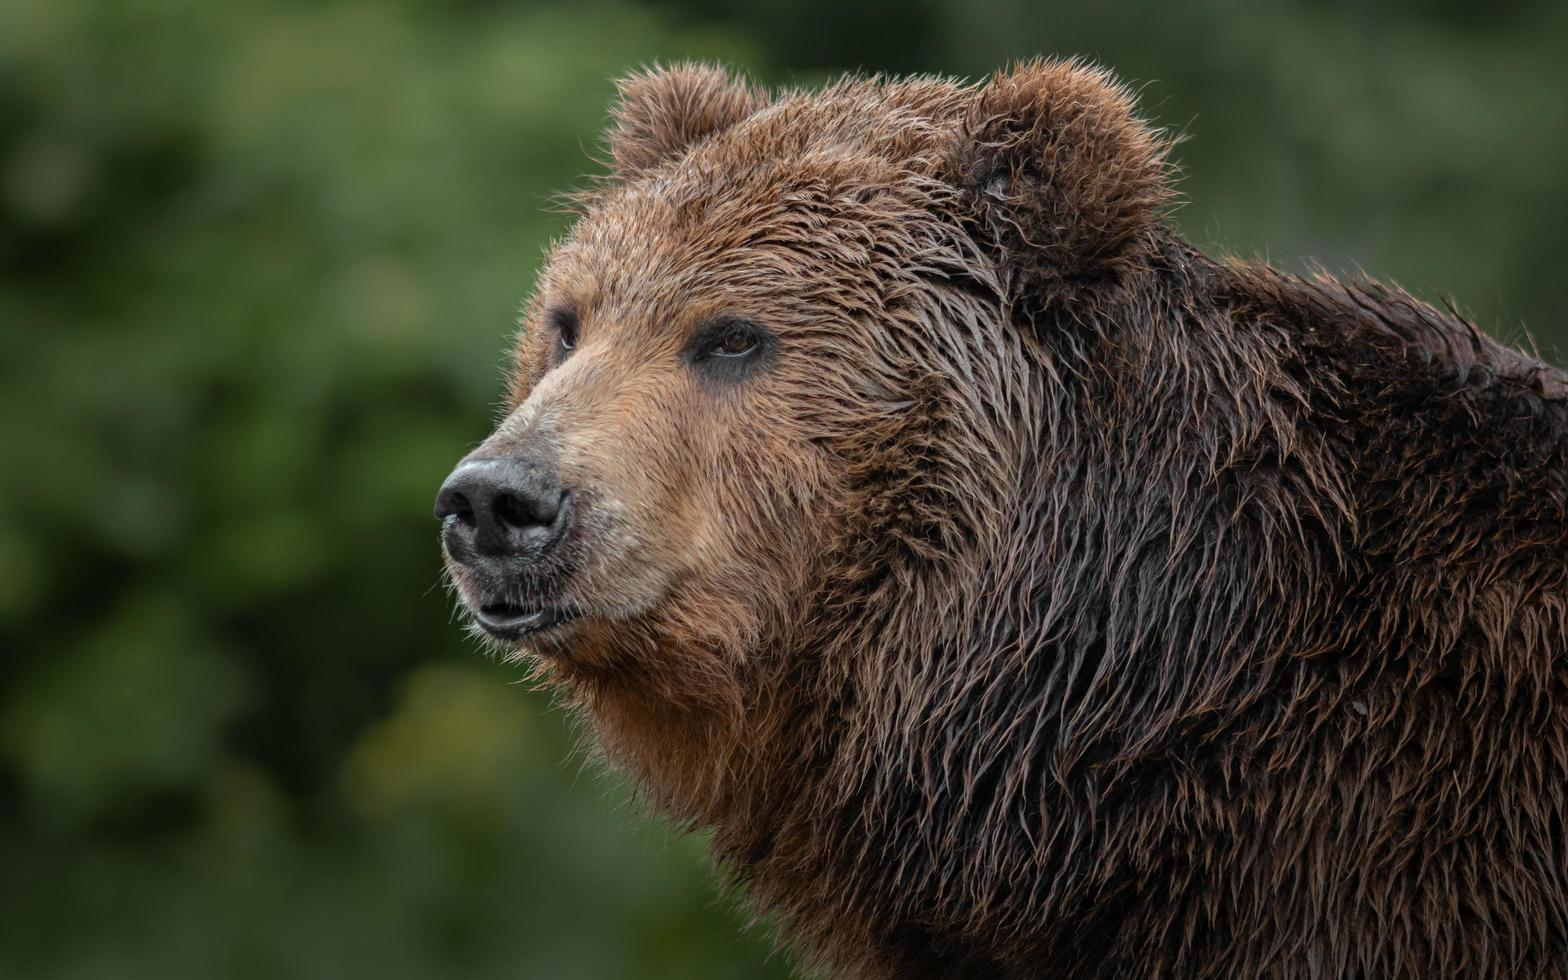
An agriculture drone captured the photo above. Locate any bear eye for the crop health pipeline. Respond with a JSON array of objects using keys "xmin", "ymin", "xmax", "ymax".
[
  {"xmin": 683, "ymin": 316, "xmax": 775, "ymax": 385},
  {"xmin": 547, "ymin": 307, "xmax": 578, "ymax": 357},
  {"xmin": 709, "ymin": 324, "xmax": 757, "ymax": 358}
]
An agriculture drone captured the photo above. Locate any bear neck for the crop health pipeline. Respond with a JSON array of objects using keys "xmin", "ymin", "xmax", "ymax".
[{"xmin": 591, "ymin": 237, "xmax": 1294, "ymax": 967}]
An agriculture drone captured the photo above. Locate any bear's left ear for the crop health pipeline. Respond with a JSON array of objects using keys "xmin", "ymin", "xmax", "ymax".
[
  {"xmin": 954, "ymin": 60, "xmax": 1175, "ymax": 308},
  {"xmin": 606, "ymin": 63, "xmax": 767, "ymax": 178}
]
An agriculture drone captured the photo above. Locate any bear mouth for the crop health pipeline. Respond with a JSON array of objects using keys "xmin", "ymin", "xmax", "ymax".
[{"xmin": 474, "ymin": 601, "xmax": 578, "ymax": 641}]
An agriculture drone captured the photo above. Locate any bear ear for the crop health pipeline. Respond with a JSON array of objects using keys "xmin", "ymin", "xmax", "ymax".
[
  {"xmin": 605, "ymin": 63, "xmax": 767, "ymax": 178},
  {"xmin": 954, "ymin": 59, "xmax": 1175, "ymax": 308}
]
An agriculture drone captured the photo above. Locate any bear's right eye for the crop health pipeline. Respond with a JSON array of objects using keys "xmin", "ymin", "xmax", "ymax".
[{"xmin": 548, "ymin": 307, "xmax": 579, "ymax": 359}]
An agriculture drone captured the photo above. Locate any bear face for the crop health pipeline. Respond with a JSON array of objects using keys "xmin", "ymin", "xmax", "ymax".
[{"xmin": 440, "ymin": 62, "xmax": 1172, "ymax": 726}]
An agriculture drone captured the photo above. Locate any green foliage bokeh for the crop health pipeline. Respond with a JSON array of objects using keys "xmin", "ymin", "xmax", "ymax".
[{"xmin": 1, "ymin": 1, "xmax": 1563, "ymax": 977}]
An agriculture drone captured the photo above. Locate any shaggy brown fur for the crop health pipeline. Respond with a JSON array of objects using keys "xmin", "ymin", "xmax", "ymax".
[{"xmin": 443, "ymin": 60, "xmax": 1568, "ymax": 978}]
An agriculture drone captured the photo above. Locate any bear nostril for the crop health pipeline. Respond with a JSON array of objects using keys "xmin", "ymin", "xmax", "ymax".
[
  {"xmin": 494, "ymin": 491, "xmax": 550, "ymax": 530},
  {"xmin": 436, "ymin": 488, "xmax": 476, "ymax": 527}
]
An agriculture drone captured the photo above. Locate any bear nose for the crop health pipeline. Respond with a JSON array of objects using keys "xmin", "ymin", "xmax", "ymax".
[{"xmin": 435, "ymin": 458, "xmax": 572, "ymax": 563}]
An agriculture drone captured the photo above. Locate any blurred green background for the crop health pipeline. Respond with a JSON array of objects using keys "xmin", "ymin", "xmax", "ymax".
[{"xmin": 1, "ymin": 1, "xmax": 1564, "ymax": 977}]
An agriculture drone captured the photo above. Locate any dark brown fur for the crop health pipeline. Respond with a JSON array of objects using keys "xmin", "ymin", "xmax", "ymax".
[{"xmin": 448, "ymin": 61, "xmax": 1568, "ymax": 978}]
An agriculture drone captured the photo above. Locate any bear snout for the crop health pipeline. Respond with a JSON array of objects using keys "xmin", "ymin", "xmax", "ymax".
[{"xmin": 435, "ymin": 455, "xmax": 583, "ymax": 639}]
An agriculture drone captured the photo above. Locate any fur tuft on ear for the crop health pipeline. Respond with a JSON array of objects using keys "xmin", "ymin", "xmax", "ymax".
[
  {"xmin": 956, "ymin": 59, "xmax": 1175, "ymax": 307},
  {"xmin": 606, "ymin": 62, "xmax": 767, "ymax": 178}
]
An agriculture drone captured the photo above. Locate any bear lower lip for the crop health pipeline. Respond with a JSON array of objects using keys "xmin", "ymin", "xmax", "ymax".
[{"xmin": 475, "ymin": 602, "xmax": 575, "ymax": 640}]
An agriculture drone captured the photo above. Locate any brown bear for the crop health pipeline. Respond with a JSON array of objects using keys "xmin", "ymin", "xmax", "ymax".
[{"xmin": 435, "ymin": 61, "xmax": 1568, "ymax": 979}]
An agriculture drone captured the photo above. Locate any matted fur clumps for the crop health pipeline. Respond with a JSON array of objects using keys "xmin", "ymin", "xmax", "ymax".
[{"xmin": 490, "ymin": 60, "xmax": 1568, "ymax": 980}]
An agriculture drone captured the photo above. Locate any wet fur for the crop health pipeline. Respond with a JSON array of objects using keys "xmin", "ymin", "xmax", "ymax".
[{"xmin": 477, "ymin": 61, "xmax": 1568, "ymax": 978}]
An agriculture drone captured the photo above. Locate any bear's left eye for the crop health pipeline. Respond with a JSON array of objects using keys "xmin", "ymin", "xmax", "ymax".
[
  {"xmin": 683, "ymin": 316, "xmax": 775, "ymax": 385},
  {"xmin": 709, "ymin": 325, "xmax": 757, "ymax": 358}
]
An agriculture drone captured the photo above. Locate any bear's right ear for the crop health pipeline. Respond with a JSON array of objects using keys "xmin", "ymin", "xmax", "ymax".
[
  {"xmin": 605, "ymin": 63, "xmax": 767, "ymax": 179},
  {"xmin": 954, "ymin": 60, "xmax": 1175, "ymax": 310}
]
